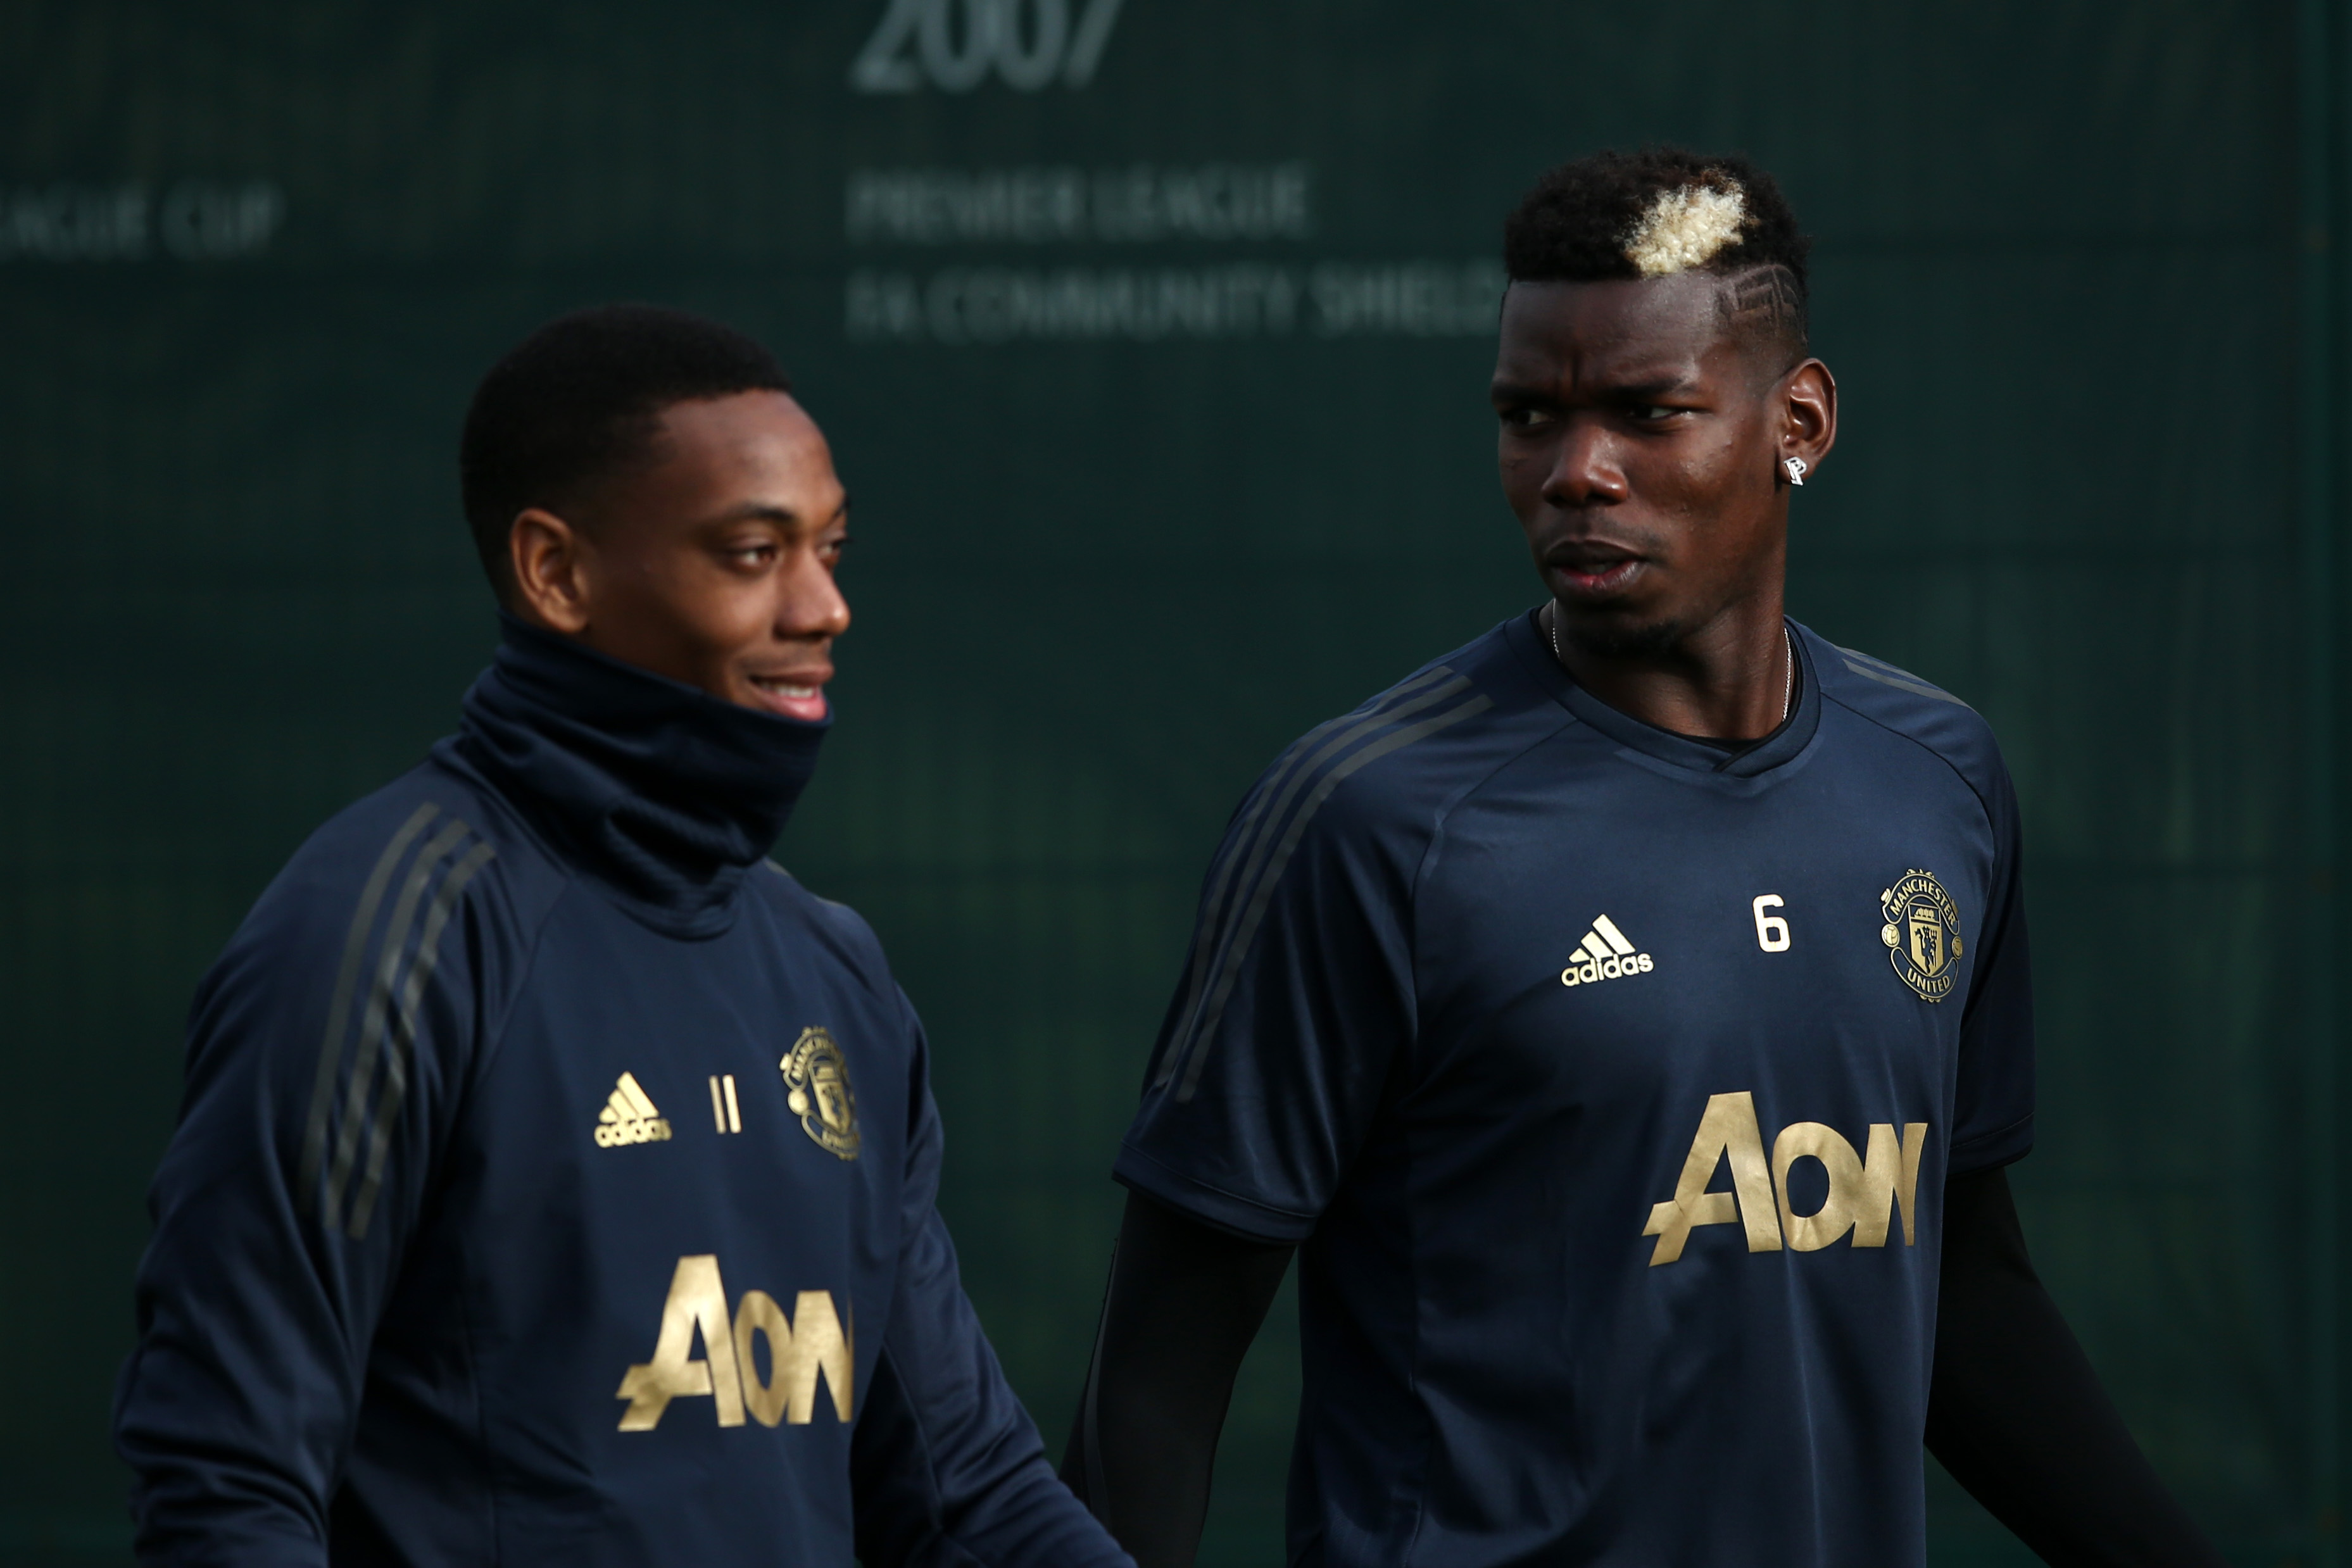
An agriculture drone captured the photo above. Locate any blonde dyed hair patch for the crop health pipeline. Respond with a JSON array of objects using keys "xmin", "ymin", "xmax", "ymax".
[{"xmin": 1623, "ymin": 180, "xmax": 1749, "ymax": 277}]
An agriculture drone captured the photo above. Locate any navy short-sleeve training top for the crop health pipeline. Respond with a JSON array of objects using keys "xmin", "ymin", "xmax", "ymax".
[{"xmin": 1115, "ymin": 611, "xmax": 2035, "ymax": 1568}]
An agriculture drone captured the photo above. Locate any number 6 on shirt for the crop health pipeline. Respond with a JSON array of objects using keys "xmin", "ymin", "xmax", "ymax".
[{"xmin": 1753, "ymin": 894, "xmax": 1791, "ymax": 953}]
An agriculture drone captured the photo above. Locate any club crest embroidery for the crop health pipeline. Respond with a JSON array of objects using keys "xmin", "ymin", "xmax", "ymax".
[
  {"xmin": 780, "ymin": 1027, "xmax": 860, "ymax": 1160},
  {"xmin": 1880, "ymin": 870, "xmax": 1963, "ymax": 1002}
]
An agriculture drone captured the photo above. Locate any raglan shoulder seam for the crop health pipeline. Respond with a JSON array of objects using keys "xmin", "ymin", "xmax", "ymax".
[
  {"xmin": 1147, "ymin": 660, "xmax": 1508, "ymax": 1101},
  {"xmin": 467, "ymin": 869, "xmax": 575, "ymax": 1088},
  {"xmin": 427, "ymin": 760, "xmax": 591, "ymax": 1086},
  {"xmin": 1820, "ymin": 686, "xmax": 2001, "ymax": 848},
  {"xmin": 1408, "ymin": 705, "xmax": 1585, "ymax": 965},
  {"xmin": 1829, "ymin": 643, "xmax": 1979, "ymax": 713},
  {"xmin": 754, "ymin": 863, "xmax": 905, "ymax": 1015}
]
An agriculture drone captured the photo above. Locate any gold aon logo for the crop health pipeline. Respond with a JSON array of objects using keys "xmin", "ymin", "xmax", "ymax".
[
  {"xmin": 617, "ymin": 1255, "xmax": 852, "ymax": 1431},
  {"xmin": 594, "ymin": 1072, "xmax": 673, "ymax": 1148},
  {"xmin": 1642, "ymin": 1091, "xmax": 1928, "ymax": 1266},
  {"xmin": 1560, "ymin": 914, "xmax": 1655, "ymax": 987}
]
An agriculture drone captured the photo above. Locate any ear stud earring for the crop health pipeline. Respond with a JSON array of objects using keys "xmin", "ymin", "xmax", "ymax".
[{"xmin": 1783, "ymin": 456, "xmax": 1808, "ymax": 486}]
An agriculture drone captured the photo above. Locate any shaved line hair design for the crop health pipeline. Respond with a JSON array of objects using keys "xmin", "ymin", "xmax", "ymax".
[{"xmin": 1504, "ymin": 146, "xmax": 1813, "ymax": 368}]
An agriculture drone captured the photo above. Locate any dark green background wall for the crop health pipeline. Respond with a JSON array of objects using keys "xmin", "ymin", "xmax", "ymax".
[{"xmin": 3, "ymin": 2, "xmax": 2346, "ymax": 1563}]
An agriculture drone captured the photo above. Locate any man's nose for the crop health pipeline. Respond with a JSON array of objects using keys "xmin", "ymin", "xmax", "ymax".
[
  {"xmin": 779, "ymin": 550, "xmax": 851, "ymax": 640},
  {"xmin": 1542, "ymin": 418, "xmax": 1629, "ymax": 508}
]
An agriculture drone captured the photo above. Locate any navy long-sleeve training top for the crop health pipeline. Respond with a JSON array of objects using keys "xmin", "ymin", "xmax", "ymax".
[{"xmin": 113, "ymin": 616, "xmax": 1129, "ymax": 1568}]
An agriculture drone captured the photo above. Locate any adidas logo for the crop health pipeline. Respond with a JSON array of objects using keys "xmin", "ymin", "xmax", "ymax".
[
  {"xmin": 594, "ymin": 1072, "xmax": 674, "ymax": 1148},
  {"xmin": 1559, "ymin": 914, "xmax": 1656, "ymax": 988}
]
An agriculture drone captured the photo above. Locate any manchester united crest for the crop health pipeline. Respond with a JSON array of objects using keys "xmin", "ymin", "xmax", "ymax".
[
  {"xmin": 1880, "ymin": 870, "xmax": 1963, "ymax": 1002},
  {"xmin": 780, "ymin": 1027, "xmax": 860, "ymax": 1160}
]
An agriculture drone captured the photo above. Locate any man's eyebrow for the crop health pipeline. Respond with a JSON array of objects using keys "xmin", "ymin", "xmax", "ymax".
[
  {"xmin": 1489, "ymin": 377, "xmax": 1553, "ymax": 401},
  {"xmin": 1606, "ymin": 375, "xmax": 1703, "ymax": 399},
  {"xmin": 1491, "ymin": 370, "xmax": 1703, "ymax": 404},
  {"xmin": 705, "ymin": 496, "xmax": 851, "ymax": 530}
]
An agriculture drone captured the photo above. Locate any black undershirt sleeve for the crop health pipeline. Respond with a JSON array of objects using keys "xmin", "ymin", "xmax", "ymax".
[
  {"xmin": 1060, "ymin": 1189, "xmax": 1293, "ymax": 1568},
  {"xmin": 1929, "ymin": 1165, "xmax": 2223, "ymax": 1566}
]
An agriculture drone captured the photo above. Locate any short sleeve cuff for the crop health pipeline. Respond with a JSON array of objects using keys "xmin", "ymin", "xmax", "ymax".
[
  {"xmin": 1948, "ymin": 1112, "xmax": 2034, "ymax": 1177},
  {"xmin": 1112, "ymin": 1143, "xmax": 1318, "ymax": 1245}
]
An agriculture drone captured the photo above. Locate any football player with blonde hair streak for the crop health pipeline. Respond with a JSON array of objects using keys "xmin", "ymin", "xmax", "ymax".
[{"xmin": 1061, "ymin": 148, "xmax": 2222, "ymax": 1568}]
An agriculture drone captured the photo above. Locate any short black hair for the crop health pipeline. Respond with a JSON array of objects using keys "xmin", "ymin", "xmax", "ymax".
[
  {"xmin": 1504, "ymin": 147, "xmax": 1811, "ymax": 360},
  {"xmin": 459, "ymin": 303, "xmax": 791, "ymax": 598}
]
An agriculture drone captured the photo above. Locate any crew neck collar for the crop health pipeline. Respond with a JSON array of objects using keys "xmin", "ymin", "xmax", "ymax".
[
  {"xmin": 1507, "ymin": 608, "xmax": 1823, "ymax": 778},
  {"xmin": 445, "ymin": 614, "xmax": 829, "ymax": 938}
]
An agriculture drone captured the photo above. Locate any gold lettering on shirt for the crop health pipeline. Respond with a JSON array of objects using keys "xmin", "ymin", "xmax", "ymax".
[
  {"xmin": 734, "ymin": 1288, "xmax": 855, "ymax": 1426},
  {"xmin": 1851, "ymin": 1122, "xmax": 1928, "ymax": 1247},
  {"xmin": 1771, "ymin": 1122, "xmax": 1863, "ymax": 1250},
  {"xmin": 1770, "ymin": 1120, "xmax": 1931, "ymax": 1250},
  {"xmin": 1642, "ymin": 1091, "xmax": 1782, "ymax": 1265},
  {"xmin": 1644, "ymin": 1100, "xmax": 1932, "ymax": 1266},
  {"xmin": 615, "ymin": 1257, "xmax": 855, "ymax": 1432},
  {"xmin": 615, "ymin": 1254, "xmax": 747, "ymax": 1431}
]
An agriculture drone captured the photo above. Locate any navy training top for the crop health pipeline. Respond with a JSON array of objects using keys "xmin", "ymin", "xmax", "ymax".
[
  {"xmin": 1116, "ymin": 612, "xmax": 2035, "ymax": 1568},
  {"xmin": 115, "ymin": 617, "xmax": 1129, "ymax": 1568}
]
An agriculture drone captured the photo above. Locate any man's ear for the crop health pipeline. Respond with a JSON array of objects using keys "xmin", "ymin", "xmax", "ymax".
[
  {"xmin": 508, "ymin": 507, "xmax": 593, "ymax": 633},
  {"xmin": 1780, "ymin": 359, "xmax": 1838, "ymax": 480}
]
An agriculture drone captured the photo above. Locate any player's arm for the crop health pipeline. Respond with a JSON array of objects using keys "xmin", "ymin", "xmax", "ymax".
[
  {"xmin": 111, "ymin": 817, "xmax": 493, "ymax": 1566},
  {"xmin": 1060, "ymin": 723, "xmax": 1422, "ymax": 1567},
  {"xmin": 1932, "ymin": 745, "xmax": 2220, "ymax": 1564},
  {"xmin": 1057, "ymin": 1191, "xmax": 1293, "ymax": 1568},
  {"xmin": 1927, "ymin": 1165, "xmax": 2224, "ymax": 1567},
  {"xmin": 849, "ymin": 1000, "xmax": 1134, "ymax": 1568}
]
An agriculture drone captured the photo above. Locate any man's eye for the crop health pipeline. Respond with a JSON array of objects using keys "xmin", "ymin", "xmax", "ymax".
[
  {"xmin": 1500, "ymin": 406, "xmax": 1552, "ymax": 430},
  {"xmin": 1627, "ymin": 404, "xmax": 1679, "ymax": 422}
]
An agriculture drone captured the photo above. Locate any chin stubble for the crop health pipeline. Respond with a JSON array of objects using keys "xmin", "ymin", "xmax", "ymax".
[{"xmin": 1559, "ymin": 613, "xmax": 1694, "ymax": 665}]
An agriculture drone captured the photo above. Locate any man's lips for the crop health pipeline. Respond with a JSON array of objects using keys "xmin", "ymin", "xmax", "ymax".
[
  {"xmin": 746, "ymin": 668, "xmax": 831, "ymax": 722},
  {"xmin": 1548, "ymin": 548, "xmax": 1646, "ymax": 597}
]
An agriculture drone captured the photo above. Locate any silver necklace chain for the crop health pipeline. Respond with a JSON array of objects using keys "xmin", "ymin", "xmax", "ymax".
[{"xmin": 1545, "ymin": 605, "xmax": 1796, "ymax": 729}]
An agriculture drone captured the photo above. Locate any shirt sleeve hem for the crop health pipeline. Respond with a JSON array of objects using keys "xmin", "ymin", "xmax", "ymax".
[
  {"xmin": 1112, "ymin": 1145, "xmax": 1317, "ymax": 1245},
  {"xmin": 1948, "ymin": 1112, "xmax": 2034, "ymax": 1177}
]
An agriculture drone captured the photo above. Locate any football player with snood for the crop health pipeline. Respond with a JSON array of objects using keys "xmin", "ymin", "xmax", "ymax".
[{"xmin": 115, "ymin": 305, "xmax": 1129, "ymax": 1568}]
